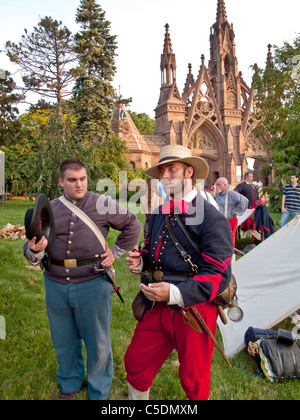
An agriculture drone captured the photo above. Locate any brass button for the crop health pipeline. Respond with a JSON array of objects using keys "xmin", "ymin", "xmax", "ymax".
[
  {"xmin": 153, "ymin": 270, "xmax": 164, "ymax": 282},
  {"xmin": 66, "ymin": 277, "xmax": 70, "ymax": 282},
  {"xmin": 68, "ymin": 240, "xmax": 72, "ymax": 245}
]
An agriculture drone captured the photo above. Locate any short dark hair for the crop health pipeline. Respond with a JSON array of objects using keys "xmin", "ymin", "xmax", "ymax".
[
  {"xmin": 59, "ymin": 159, "xmax": 86, "ymax": 178},
  {"xmin": 244, "ymin": 171, "xmax": 253, "ymax": 180}
]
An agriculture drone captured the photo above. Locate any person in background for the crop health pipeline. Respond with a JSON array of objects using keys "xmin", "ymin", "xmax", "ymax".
[
  {"xmin": 201, "ymin": 186, "xmax": 219, "ymax": 210},
  {"xmin": 235, "ymin": 172, "xmax": 259, "ymax": 209},
  {"xmin": 210, "ymin": 183, "xmax": 217, "ymax": 197},
  {"xmin": 216, "ymin": 177, "xmax": 248, "ymax": 260},
  {"xmin": 279, "ymin": 174, "xmax": 300, "ymax": 228},
  {"xmin": 235, "ymin": 172, "xmax": 259, "ymax": 233}
]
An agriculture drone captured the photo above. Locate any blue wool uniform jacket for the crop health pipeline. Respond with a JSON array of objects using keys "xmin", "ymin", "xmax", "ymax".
[
  {"xmin": 141, "ymin": 193, "xmax": 233, "ymax": 309},
  {"xmin": 24, "ymin": 191, "xmax": 141, "ymax": 284}
]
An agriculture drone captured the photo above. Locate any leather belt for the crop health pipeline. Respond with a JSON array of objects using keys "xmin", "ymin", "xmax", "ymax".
[
  {"xmin": 141, "ymin": 269, "xmax": 194, "ymax": 285},
  {"xmin": 154, "ymin": 270, "xmax": 194, "ymax": 283},
  {"xmin": 50, "ymin": 255, "xmax": 103, "ymax": 268}
]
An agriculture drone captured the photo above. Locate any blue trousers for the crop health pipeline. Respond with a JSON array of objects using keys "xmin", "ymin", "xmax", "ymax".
[
  {"xmin": 44, "ymin": 275, "xmax": 113, "ymax": 400},
  {"xmin": 279, "ymin": 209, "xmax": 300, "ymax": 228}
]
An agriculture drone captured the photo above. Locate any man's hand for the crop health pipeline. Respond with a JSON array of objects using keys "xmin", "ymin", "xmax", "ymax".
[
  {"xmin": 125, "ymin": 247, "xmax": 141, "ymax": 271},
  {"xmin": 28, "ymin": 236, "xmax": 48, "ymax": 253},
  {"xmin": 101, "ymin": 242, "xmax": 116, "ymax": 267},
  {"xmin": 139, "ymin": 282, "xmax": 170, "ymax": 302}
]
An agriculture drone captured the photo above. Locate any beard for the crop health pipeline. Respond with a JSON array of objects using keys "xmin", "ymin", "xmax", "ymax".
[{"xmin": 161, "ymin": 178, "xmax": 193, "ymax": 199}]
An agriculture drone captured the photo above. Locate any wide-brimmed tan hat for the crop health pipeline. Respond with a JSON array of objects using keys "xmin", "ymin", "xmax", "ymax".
[{"xmin": 145, "ymin": 145, "xmax": 209, "ymax": 180}]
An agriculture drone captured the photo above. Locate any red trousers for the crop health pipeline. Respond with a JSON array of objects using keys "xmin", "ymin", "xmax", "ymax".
[
  {"xmin": 228, "ymin": 217, "xmax": 238, "ymax": 251},
  {"xmin": 124, "ymin": 302, "xmax": 218, "ymax": 400}
]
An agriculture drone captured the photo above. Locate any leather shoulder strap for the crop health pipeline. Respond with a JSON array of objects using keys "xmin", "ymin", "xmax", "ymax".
[
  {"xmin": 165, "ymin": 215, "xmax": 199, "ymax": 272},
  {"xmin": 58, "ymin": 195, "xmax": 106, "ymax": 249},
  {"xmin": 173, "ymin": 214, "xmax": 201, "ymax": 255}
]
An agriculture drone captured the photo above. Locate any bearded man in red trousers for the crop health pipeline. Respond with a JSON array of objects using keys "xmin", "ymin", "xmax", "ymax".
[{"xmin": 125, "ymin": 145, "xmax": 233, "ymax": 400}]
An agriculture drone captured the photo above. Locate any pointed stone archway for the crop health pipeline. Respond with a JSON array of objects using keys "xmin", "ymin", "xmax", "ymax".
[{"xmin": 187, "ymin": 119, "xmax": 226, "ymax": 187}]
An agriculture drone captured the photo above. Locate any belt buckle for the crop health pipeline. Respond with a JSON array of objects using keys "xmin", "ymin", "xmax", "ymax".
[
  {"xmin": 64, "ymin": 259, "xmax": 77, "ymax": 268},
  {"xmin": 152, "ymin": 270, "xmax": 164, "ymax": 282}
]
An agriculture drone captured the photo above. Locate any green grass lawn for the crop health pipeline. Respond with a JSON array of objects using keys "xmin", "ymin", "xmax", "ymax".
[{"xmin": 0, "ymin": 200, "xmax": 298, "ymax": 400}]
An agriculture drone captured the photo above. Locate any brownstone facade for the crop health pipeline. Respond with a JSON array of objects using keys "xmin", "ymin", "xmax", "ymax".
[{"xmin": 114, "ymin": 0, "xmax": 270, "ymax": 187}]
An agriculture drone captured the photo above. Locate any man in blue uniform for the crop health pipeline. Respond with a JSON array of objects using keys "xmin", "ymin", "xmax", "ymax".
[
  {"xmin": 125, "ymin": 145, "xmax": 233, "ymax": 400},
  {"xmin": 24, "ymin": 159, "xmax": 141, "ymax": 400}
]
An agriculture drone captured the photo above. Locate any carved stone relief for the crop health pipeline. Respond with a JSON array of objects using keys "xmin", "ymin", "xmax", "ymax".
[
  {"xmin": 189, "ymin": 128, "xmax": 217, "ymax": 152},
  {"xmin": 245, "ymin": 133, "xmax": 264, "ymax": 153}
]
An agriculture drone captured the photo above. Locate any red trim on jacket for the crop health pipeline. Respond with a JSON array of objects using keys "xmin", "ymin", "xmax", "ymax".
[
  {"xmin": 192, "ymin": 273, "xmax": 222, "ymax": 302},
  {"xmin": 201, "ymin": 253, "xmax": 232, "ymax": 272}
]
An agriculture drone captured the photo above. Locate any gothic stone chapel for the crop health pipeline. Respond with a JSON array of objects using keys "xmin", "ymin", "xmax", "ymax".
[{"xmin": 113, "ymin": 0, "xmax": 270, "ymax": 187}]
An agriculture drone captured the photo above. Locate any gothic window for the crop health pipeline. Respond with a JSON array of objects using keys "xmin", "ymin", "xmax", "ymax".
[
  {"xmin": 201, "ymin": 82, "xmax": 208, "ymax": 95},
  {"xmin": 224, "ymin": 54, "xmax": 231, "ymax": 76}
]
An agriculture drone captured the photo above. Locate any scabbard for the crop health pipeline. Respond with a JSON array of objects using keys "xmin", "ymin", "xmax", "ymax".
[
  {"xmin": 184, "ymin": 307, "xmax": 232, "ymax": 368},
  {"xmin": 105, "ymin": 267, "xmax": 125, "ymax": 306}
]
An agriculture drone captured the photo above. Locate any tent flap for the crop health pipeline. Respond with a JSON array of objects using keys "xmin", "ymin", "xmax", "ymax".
[{"xmin": 218, "ymin": 215, "xmax": 300, "ymax": 358}]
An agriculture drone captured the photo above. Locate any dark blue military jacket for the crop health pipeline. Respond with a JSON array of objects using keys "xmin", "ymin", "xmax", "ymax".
[{"xmin": 141, "ymin": 192, "xmax": 233, "ymax": 309}]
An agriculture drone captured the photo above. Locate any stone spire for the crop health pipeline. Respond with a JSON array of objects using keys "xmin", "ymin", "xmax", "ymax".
[
  {"xmin": 182, "ymin": 63, "xmax": 195, "ymax": 99},
  {"xmin": 160, "ymin": 23, "xmax": 177, "ymax": 85},
  {"xmin": 216, "ymin": 0, "xmax": 228, "ymax": 25}
]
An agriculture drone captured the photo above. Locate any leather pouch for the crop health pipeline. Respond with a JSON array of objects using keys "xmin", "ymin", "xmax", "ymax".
[
  {"xmin": 132, "ymin": 291, "xmax": 146, "ymax": 322},
  {"xmin": 182, "ymin": 309, "xmax": 203, "ymax": 333},
  {"xmin": 276, "ymin": 329, "xmax": 294, "ymax": 346}
]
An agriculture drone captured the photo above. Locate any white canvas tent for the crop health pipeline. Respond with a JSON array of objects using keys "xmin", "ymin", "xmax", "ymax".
[
  {"xmin": 236, "ymin": 208, "xmax": 255, "ymax": 226},
  {"xmin": 218, "ymin": 215, "xmax": 300, "ymax": 358}
]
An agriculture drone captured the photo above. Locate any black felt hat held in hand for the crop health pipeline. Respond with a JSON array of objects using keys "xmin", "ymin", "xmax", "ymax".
[{"xmin": 24, "ymin": 193, "xmax": 55, "ymax": 246}]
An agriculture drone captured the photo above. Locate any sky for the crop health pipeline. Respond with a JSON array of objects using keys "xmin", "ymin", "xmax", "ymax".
[{"xmin": 0, "ymin": 0, "xmax": 299, "ymax": 118}]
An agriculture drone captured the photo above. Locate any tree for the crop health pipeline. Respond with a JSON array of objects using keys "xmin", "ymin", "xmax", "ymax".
[
  {"xmin": 128, "ymin": 111, "xmax": 156, "ymax": 135},
  {"xmin": 2, "ymin": 108, "xmax": 57, "ymax": 195},
  {"xmin": 73, "ymin": 0, "xmax": 117, "ymax": 144},
  {"xmin": 0, "ymin": 71, "xmax": 23, "ymax": 146},
  {"xmin": 5, "ymin": 17, "xmax": 77, "ymax": 117},
  {"xmin": 252, "ymin": 35, "xmax": 300, "ymax": 209},
  {"xmin": 30, "ymin": 114, "xmax": 86, "ymax": 200}
]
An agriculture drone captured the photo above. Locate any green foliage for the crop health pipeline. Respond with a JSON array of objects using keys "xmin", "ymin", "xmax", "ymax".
[
  {"xmin": 252, "ymin": 35, "xmax": 300, "ymax": 207},
  {"xmin": 1, "ymin": 2, "xmax": 149, "ymax": 200},
  {"xmin": 0, "ymin": 71, "xmax": 23, "ymax": 147},
  {"xmin": 83, "ymin": 135, "xmax": 131, "ymax": 192},
  {"xmin": 128, "ymin": 111, "xmax": 156, "ymax": 135},
  {"xmin": 29, "ymin": 114, "xmax": 86, "ymax": 200},
  {"xmin": 73, "ymin": 77, "xmax": 115, "ymax": 143},
  {"xmin": 5, "ymin": 17, "xmax": 76, "ymax": 116},
  {"xmin": 2, "ymin": 109, "xmax": 62, "ymax": 195},
  {"xmin": 73, "ymin": 0, "xmax": 117, "ymax": 143}
]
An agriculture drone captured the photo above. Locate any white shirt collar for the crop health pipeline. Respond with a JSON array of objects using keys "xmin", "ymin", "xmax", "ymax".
[{"xmin": 183, "ymin": 187, "xmax": 198, "ymax": 202}]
